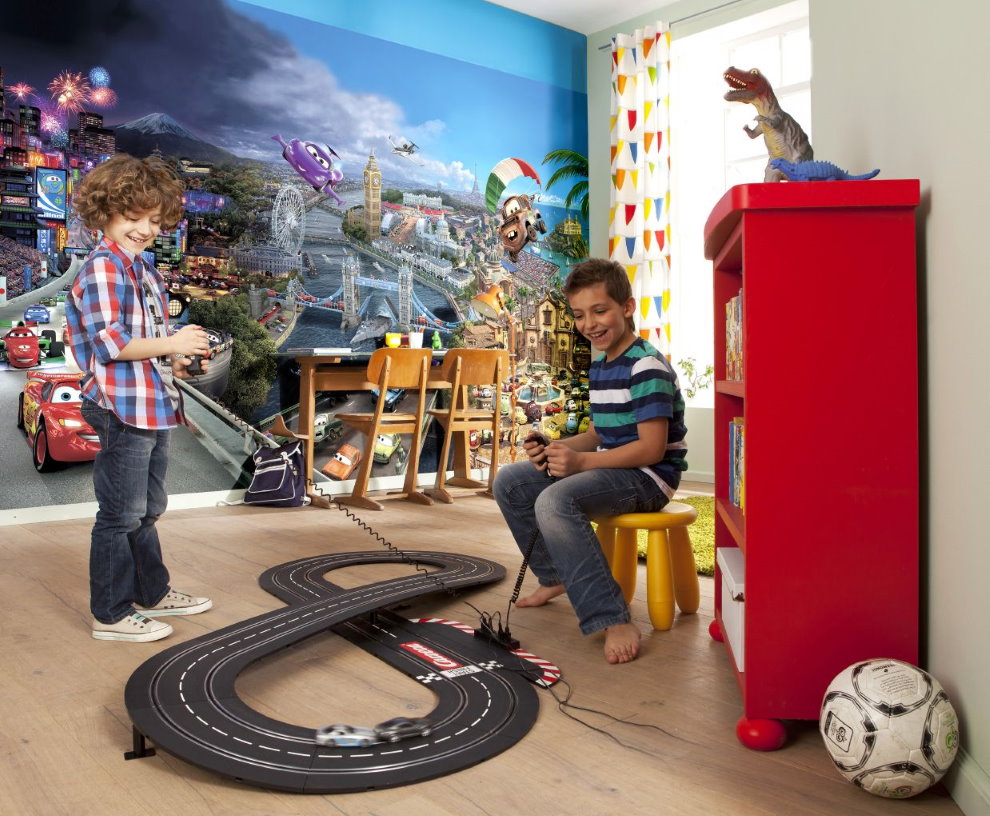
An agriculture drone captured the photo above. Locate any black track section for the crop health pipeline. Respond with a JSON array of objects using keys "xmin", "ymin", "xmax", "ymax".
[{"xmin": 125, "ymin": 550, "xmax": 542, "ymax": 793}]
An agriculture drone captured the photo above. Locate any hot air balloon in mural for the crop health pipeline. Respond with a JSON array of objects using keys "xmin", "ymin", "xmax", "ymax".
[{"xmin": 485, "ymin": 157, "xmax": 547, "ymax": 261}]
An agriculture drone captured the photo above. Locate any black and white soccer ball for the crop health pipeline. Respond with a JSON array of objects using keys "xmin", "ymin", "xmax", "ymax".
[{"xmin": 820, "ymin": 658, "xmax": 959, "ymax": 798}]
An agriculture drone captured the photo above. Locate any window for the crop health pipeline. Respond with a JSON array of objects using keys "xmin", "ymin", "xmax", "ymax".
[{"xmin": 669, "ymin": 0, "xmax": 810, "ymax": 406}]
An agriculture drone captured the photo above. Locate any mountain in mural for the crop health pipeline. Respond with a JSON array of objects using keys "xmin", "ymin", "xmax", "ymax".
[{"xmin": 110, "ymin": 113, "xmax": 242, "ymax": 164}]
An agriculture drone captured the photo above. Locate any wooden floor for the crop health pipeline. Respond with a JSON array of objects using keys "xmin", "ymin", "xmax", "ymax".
[{"xmin": 0, "ymin": 487, "xmax": 962, "ymax": 816}]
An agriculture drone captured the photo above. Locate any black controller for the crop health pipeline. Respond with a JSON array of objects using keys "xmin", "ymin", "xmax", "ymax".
[{"xmin": 184, "ymin": 355, "xmax": 204, "ymax": 376}]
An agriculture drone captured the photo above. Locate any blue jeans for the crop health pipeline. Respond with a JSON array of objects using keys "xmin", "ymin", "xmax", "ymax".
[
  {"xmin": 81, "ymin": 400, "xmax": 171, "ymax": 624},
  {"xmin": 492, "ymin": 460, "xmax": 669, "ymax": 635}
]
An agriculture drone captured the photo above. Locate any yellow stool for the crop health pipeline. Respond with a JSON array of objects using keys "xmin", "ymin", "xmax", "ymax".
[{"xmin": 594, "ymin": 501, "xmax": 700, "ymax": 631}]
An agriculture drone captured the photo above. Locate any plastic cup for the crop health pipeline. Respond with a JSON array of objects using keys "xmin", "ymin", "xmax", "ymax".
[{"xmin": 408, "ymin": 330, "xmax": 424, "ymax": 348}]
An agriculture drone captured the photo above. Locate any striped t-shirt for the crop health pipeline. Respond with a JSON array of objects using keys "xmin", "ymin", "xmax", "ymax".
[{"xmin": 590, "ymin": 337, "xmax": 688, "ymax": 497}]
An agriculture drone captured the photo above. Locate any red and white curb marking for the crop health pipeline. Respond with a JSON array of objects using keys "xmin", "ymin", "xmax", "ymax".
[{"xmin": 410, "ymin": 617, "xmax": 562, "ymax": 687}]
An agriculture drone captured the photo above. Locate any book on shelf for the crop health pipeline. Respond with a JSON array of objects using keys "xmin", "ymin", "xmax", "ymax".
[
  {"xmin": 725, "ymin": 289, "xmax": 743, "ymax": 381},
  {"xmin": 729, "ymin": 416, "xmax": 745, "ymax": 510}
]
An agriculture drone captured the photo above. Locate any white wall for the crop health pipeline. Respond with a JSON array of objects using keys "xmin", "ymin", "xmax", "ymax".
[
  {"xmin": 590, "ymin": 1, "xmax": 989, "ymax": 812},
  {"xmin": 809, "ymin": 2, "xmax": 989, "ymax": 811}
]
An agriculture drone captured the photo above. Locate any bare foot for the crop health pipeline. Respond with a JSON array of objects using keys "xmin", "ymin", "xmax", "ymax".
[
  {"xmin": 604, "ymin": 622, "xmax": 641, "ymax": 664},
  {"xmin": 515, "ymin": 584, "xmax": 566, "ymax": 607}
]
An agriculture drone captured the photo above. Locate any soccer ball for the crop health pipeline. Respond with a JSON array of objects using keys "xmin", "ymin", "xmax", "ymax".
[{"xmin": 819, "ymin": 658, "xmax": 960, "ymax": 798}]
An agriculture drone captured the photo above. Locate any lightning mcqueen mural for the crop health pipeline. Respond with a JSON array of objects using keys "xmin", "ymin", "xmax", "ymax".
[{"xmin": 17, "ymin": 371, "xmax": 100, "ymax": 472}]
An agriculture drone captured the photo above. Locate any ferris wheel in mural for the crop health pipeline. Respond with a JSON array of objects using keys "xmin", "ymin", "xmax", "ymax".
[{"xmin": 271, "ymin": 186, "xmax": 306, "ymax": 254}]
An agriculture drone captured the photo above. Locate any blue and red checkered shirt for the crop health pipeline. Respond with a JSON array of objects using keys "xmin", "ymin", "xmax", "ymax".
[{"xmin": 65, "ymin": 237, "xmax": 183, "ymax": 430}]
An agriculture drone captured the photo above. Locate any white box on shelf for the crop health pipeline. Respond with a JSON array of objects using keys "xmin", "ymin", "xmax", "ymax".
[{"xmin": 717, "ymin": 546, "xmax": 746, "ymax": 672}]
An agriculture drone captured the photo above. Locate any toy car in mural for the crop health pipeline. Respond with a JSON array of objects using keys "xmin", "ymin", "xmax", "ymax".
[
  {"xmin": 497, "ymin": 193, "xmax": 547, "ymax": 262},
  {"xmin": 321, "ymin": 443, "xmax": 362, "ymax": 480},
  {"xmin": 272, "ymin": 133, "xmax": 344, "ymax": 206},
  {"xmin": 23, "ymin": 304, "xmax": 51, "ymax": 324},
  {"xmin": 372, "ymin": 432, "xmax": 402, "ymax": 464},
  {"xmin": 17, "ymin": 371, "xmax": 100, "ymax": 472},
  {"xmin": 1, "ymin": 326, "xmax": 65, "ymax": 369}
]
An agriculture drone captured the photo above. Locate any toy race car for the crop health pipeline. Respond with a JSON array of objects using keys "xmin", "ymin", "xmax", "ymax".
[
  {"xmin": 23, "ymin": 304, "xmax": 51, "ymax": 324},
  {"xmin": 321, "ymin": 442, "xmax": 362, "ymax": 480},
  {"xmin": 373, "ymin": 717, "xmax": 432, "ymax": 743},
  {"xmin": 314, "ymin": 724, "xmax": 378, "ymax": 748},
  {"xmin": 17, "ymin": 371, "xmax": 100, "ymax": 472},
  {"xmin": 1, "ymin": 325, "xmax": 65, "ymax": 369}
]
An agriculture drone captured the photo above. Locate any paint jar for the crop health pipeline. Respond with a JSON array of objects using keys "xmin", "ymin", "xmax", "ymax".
[{"xmin": 385, "ymin": 332, "xmax": 401, "ymax": 348}]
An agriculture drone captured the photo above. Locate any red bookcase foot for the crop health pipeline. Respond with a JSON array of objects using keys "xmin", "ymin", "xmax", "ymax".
[
  {"xmin": 708, "ymin": 619, "xmax": 724, "ymax": 642},
  {"xmin": 735, "ymin": 717, "xmax": 787, "ymax": 751}
]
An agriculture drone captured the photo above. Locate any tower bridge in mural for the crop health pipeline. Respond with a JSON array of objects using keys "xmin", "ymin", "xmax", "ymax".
[{"xmin": 268, "ymin": 254, "xmax": 462, "ymax": 334}]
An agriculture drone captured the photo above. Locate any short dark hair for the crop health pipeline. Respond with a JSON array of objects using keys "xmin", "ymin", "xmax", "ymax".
[
  {"xmin": 73, "ymin": 154, "xmax": 185, "ymax": 231},
  {"xmin": 562, "ymin": 257, "xmax": 632, "ymax": 304},
  {"xmin": 562, "ymin": 258, "xmax": 636, "ymax": 332}
]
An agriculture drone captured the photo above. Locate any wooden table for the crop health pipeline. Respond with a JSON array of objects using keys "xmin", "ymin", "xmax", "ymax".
[{"xmin": 271, "ymin": 351, "xmax": 480, "ymax": 502}]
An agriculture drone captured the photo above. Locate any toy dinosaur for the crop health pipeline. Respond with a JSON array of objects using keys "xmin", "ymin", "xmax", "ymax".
[
  {"xmin": 723, "ymin": 66, "xmax": 813, "ymax": 182},
  {"xmin": 769, "ymin": 158, "xmax": 880, "ymax": 182}
]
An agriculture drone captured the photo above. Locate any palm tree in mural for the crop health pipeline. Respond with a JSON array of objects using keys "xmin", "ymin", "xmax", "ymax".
[
  {"xmin": 542, "ymin": 149, "xmax": 589, "ymax": 260},
  {"xmin": 543, "ymin": 149, "xmax": 589, "ymax": 220}
]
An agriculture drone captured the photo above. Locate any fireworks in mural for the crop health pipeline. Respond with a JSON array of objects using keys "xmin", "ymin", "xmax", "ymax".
[{"xmin": 48, "ymin": 70, "xmax": 91, "ymax": 114}]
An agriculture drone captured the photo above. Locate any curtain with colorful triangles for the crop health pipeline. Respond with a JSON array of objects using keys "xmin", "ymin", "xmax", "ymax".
[{"xmin": 609, "ymin": 22, "xmax": 672, "ymax": 355}]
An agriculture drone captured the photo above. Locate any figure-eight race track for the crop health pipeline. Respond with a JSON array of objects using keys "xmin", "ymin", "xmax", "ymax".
[{"xmin": 125, "ymin": 550, "xmax": 557, "ymax": 793}]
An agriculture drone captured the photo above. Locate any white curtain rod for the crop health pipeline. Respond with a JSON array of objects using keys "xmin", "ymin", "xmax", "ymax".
[{"xmin": 596, "ymin": 0, "xmax": 746, "ymax": 49}]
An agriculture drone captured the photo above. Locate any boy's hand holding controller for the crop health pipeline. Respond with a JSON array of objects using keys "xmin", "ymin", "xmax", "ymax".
[
  {"xmin": 170, "ymin": 324, "xmax": 210, "ymax": 377},
  {"xmin": 523, "ymin": 430, "xmax": 552, "ymax": 473}
]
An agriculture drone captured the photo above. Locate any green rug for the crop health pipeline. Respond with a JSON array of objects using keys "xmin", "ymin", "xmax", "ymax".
[{"xmin": 634, "ymin": 495, "xmax": 715, "ymax": 576}]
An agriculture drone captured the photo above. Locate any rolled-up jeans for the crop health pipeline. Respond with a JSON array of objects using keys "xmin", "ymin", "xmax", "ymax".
[
  {"xmin": 492, "ymin": 460, "xmax": 669, "ymax": 635},
  {"xmin": 81, "ymin": 400, "xmax": 171, "ymax": 624}
]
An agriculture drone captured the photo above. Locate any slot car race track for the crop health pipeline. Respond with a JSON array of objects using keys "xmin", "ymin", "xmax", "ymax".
[{"xmin": 125, "ymin": 550, "xmax": 554, "ymax": 793}]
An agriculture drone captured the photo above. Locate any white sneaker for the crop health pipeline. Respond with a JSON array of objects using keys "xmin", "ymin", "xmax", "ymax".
[
  {"xmin": 135, "ymin": 588, "xmax": 213, "ymax": 617},
  {"xmin": 92, "ymin": 612, "xmax": 173, "ymax": 642}
]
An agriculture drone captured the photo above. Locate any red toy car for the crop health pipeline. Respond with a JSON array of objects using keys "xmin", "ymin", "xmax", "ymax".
[
  {"xmin": 17, "ymin": 371, "xmax": 100, "ymax": 472},
  {"xmin": 2, "ymin": 326, "xmax": 41, "ymax": 369}
]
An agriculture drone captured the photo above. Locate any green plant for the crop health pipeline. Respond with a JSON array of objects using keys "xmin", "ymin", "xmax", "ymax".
[{"xmin": 678, "ymin": 356, "xmax": 714, "ymax": 399}]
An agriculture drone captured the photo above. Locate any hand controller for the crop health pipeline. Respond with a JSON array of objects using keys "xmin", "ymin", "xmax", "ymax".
[{"xmin": 185, "ymin": 355, "xmax": 204, "ymax": 376}]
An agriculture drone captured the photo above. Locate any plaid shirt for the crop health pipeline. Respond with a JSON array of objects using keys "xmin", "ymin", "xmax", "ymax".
[{"xmin": 65, "ymin": 237, "xmax": 183, "ymax": 430}]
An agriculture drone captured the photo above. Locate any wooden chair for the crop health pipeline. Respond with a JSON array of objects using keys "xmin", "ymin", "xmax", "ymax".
[
  {"xmin": 425, "ymin": 349, "xmax": 508, "ymax": 503},
  {"xmin": 332, "ymin": 347, "xmax": 434, "ymax": 511},
  {"xmin": 593, "ymin": 502, "xmax": 700, "ymax": 631}
]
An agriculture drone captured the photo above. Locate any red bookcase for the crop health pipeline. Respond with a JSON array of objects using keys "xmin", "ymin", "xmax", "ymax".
[{"xmin": 703, "ymin": 180, "xmax": 921, "ymax": 750}]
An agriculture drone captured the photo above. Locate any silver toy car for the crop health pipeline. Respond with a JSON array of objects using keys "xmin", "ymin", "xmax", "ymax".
[{"xmin": 314, "ymin": 724, "xmax": 378, "ymax": 748}]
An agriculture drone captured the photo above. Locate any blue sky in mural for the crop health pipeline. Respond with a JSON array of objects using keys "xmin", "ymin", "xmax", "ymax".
[
  {"xmin": 229, "ymin": 0, "xmax": 588, "ymax": 197},
  {"xmin": 1, "ymin": 0, "xmax": 586, "ymax": 201}
]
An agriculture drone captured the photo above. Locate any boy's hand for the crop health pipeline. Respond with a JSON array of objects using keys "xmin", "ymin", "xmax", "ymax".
[
  {"xmin": 544, "ymin": 442, "xmax": 584, "ymax": 478},
  {"xmin": 170, "ymin": 324, "xmax": 210, "ymax": 358},
  {"xmin": 172, "ymin": 355, "xmax": 209, "ymax": 380},
  {"xmin": 523, "ymin": 431, "xmax": 550, "ymax": 471}
]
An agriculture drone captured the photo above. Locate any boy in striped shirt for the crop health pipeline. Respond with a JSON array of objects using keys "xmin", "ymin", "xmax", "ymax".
[{"xmin": 492, "ymin": 259, "xmax": 687, "ymax": 663}]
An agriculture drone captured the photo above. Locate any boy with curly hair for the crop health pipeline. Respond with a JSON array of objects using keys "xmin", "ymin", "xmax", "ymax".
[
  {"xmin": 66, "ymin": 154, "xmax": 214, "ymax": 642},
  {"xmin": 492, "ymin": 258, "xmax": 687, "ymax": 664}
]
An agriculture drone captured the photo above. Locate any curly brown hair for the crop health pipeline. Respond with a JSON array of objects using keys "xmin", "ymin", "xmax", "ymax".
[{"xmin": 73, "ymin": 154, "xmax": 185, "ymax": 231}]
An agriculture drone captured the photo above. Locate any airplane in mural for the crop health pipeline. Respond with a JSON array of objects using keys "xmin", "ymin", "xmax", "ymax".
[{"xmin": 387, "ymin": 134, "xmax": 423, "ymax": 165}]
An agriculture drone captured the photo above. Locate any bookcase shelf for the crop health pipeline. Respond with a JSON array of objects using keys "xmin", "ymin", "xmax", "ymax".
[{"xmin": 703, "ymin": 180, "xmax": 921, "ymax": 751}]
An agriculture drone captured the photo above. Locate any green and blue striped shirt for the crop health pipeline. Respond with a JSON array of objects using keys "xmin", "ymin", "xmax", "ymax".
[{"xmin": 590, "ymin": 338, "xmax": 688, "ymax": 497}]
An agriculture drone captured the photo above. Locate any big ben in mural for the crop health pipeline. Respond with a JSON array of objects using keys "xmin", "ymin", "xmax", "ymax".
[{"xmin": 363, "ymin": 151, "xmax": 381, "ymax": 240}]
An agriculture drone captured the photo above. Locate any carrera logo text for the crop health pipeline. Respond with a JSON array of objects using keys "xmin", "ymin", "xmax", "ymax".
[{"xmin": 400, "ymin": 641, "xmax": 462, "ymax": 670}]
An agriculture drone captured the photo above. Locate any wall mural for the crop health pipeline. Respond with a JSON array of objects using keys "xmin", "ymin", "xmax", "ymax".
[{"xmin": 0, "ymin": 0, "xmax": 590, "ymax": 512}]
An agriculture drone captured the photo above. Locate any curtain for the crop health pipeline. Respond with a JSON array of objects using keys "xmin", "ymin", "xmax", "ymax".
[{"xmin": 609, "ymin": 23, "xmax": 672, "ymax": 355}]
